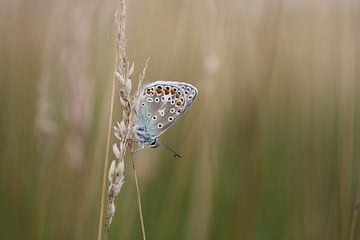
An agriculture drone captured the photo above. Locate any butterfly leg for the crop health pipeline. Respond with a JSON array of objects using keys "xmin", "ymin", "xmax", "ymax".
[{"xmin": 131, "ymin": 142, "xmax": 144, "ymax": 154}]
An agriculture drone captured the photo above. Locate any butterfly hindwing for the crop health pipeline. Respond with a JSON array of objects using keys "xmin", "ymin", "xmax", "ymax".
[{"xmin": 136, "ymin": 81, "xmax": 198, "ymax": 140}]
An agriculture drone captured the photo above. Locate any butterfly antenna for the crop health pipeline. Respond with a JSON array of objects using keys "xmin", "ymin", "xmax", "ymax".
[{"xmin": 160, "ymin": 141, "xmax": 182, "ymax": 158}]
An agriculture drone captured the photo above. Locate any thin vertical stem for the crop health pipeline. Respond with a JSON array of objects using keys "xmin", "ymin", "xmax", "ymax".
[
  {"xmin": 131, "ymin": 149, "xmax": 147, "ymax": 240},
  {"xmin": 97, "ymin": 56, "xmax": 118, "ymax": 240},
  {"xmin": 348, "ymin": 172, "xmax": 360, "ymax": 240}
]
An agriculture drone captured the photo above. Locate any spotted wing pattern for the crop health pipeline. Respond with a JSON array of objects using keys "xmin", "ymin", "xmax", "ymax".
[{"xmin": 135, "ymin": 81, "xmax": 198, "ymax": 140}]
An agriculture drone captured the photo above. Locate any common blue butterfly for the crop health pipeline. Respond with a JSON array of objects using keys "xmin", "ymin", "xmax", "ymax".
[{"xmin": 133, "ymin": 81, "xmax": 198, "ymax": 151}]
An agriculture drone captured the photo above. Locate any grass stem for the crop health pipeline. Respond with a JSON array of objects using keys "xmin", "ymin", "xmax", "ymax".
[
  {"xmin": 97, "ymin": 53, "xmax": 118, "ymax": 240},
  {"xmin": 131, "ymin": 149, "xmax": 147, "ymax": 240},
  {"xmin": 348, "ymin": 172, "xmax": 360, "ymax": 240}
]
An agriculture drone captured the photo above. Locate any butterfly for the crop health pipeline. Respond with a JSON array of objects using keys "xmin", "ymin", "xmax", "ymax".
[{"xmin": 133, "ymin": 81, "xmax": 198, "ymax": 153}]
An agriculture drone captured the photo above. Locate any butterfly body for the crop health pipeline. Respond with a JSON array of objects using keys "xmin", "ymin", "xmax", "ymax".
[{"xmin": 133, "ymin": 81, "xmax": 198, "ymax": 149}]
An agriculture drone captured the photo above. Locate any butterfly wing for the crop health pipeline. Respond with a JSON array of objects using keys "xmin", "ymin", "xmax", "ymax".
[{"xmin": 135, "ymin": 81, "xmax": 198, "ymax": 141}]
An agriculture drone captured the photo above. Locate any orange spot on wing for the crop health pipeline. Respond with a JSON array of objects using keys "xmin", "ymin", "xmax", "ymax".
[
  {"xmin": 176, "ymin": 93, "xmax": 180, "ymax": 98},
  {"xmin": 171, "ymin": 89, "xmax": 175, "ymax": 94},
  {"xmin": 164, "ymin": 89, "xmax": 170, "ymax": 94},
  {"xmin": 176, "ymin": 101, "xmax": 182, "ymax": 106},
  {"xmin": 177, "ymin": 109, "xmax": 182, "ymax": 113},
  {"xmin": 156, "ymin": 88, "xmax": 163, "ymax": 94}
]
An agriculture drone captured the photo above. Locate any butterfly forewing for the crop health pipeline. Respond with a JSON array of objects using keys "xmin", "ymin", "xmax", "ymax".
[{"xmin": 136, "ymin": 81, "xmax": 198, "ymax": 140}]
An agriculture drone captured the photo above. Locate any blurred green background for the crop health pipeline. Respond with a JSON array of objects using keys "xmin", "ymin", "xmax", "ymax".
[{"xmin": 1, "ymin": 0, "xmax": 360, "ymax": 239}]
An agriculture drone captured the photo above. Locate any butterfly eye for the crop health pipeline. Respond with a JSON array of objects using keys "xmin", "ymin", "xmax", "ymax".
[
  {"xmin": 155, "ymin": 98, "xmax": 160, "ymax": 102},
  {"xmin": 152, "ymin": 115, "xmax": 157, "ymax": 120},
  {"xmin": 188, "ymin": 96, "xmax": 192, "ymax": 100},
  {"xmin": 141, "ymin": 103, "xmax": 145, "ymax": 106},
  {"xmin": 184, "ymin": 90, "xmax": 189, "ymax": 95},
  {"xmin": 147, "ymin": 113, "xmax": 151, "ymax": 117},
  {"xmin": 161, "ymin": 96, "xmax": 165, "ymax": 101},
  {"xmin": 170, "ymin": 108, "xmax": 175, "ymax": 113},
  {"xmin": 170, "ymin": 100, "xmax": 175, "ymax": 105},
  {"xmin": 168, "ymin": 117, "xmax": 174, "ymax": 122},
  {"xmin": 158, "ymin": 123, "xmax": 163, "ymax": 128}
]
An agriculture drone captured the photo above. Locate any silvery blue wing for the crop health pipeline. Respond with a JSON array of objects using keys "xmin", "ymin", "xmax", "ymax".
[{"xmin": 133, "ymin": 81, "xmax": 198, "ymax": 149}]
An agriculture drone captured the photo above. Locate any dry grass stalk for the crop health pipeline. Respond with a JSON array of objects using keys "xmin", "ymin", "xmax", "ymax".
[{"xmin": 97, "ymin": 0, "xmax": 149, "ymax": 239}]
